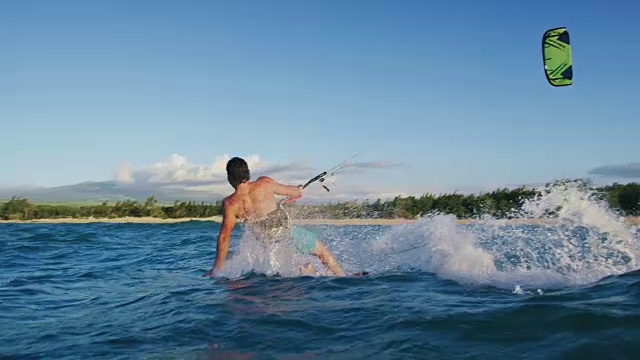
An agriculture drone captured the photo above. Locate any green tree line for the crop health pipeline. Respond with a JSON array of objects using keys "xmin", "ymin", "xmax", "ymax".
[
  {"xmin": 0, "ymin": 196, "xmax": 222, "ymax": 221},
  {"xmin": 1, "ymin": 181, "xmax": 639, "ymax": 221},
  {"xmin": 286, "ymin": 181, "xmax": 640, "ymax": 220}
]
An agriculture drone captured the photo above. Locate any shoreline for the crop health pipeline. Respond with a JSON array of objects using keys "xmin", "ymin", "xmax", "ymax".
[
  {"xmin": 1, "ymin": 216, "xmax": 638, "ymax": 226},
  {"xmin": 0, "ymin": 216, "xmax": 223, "ymax": 224},
  {"xmin": 0, "ymin": 216, "xmax": 409, "ymax": 225}
]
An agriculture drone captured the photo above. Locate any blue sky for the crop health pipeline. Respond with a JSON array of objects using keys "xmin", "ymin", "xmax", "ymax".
[{"xmin": 2, "ymin": 0, "xmax": 639, "ymax": 198}]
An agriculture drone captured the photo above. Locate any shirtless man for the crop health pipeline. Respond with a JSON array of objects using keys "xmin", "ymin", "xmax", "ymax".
[{"xmin": 203, "ymin": 157, "xmax": 345, "ymax": 277}]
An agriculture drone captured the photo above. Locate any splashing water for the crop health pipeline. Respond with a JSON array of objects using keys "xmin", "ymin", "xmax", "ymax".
[
  {"xmin": 216, "ymin": 228, "xmax": 330, "ymax": 279},
  {"xmin": 371, "ymin": 214, "xmax": 497, "ymax": 283},
  {"xmin": 214, "ymin": 182, "xmax": 639, "ymax": 291},
  {"xmin": 371, "ymin": 182, "xmax": 640, "ymax": 290},
  {"xmin": 517, "ymin": 181, "xmax": 635, "ymax": 239}
]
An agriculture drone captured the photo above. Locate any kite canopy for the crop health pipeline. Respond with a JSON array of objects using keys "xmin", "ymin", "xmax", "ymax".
[{"xmin": 542, "ymin": 27, "xmax": 573, "ymax": 87}]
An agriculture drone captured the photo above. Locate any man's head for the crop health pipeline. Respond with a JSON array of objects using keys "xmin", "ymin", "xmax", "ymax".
[{"xmin": 226, "ymin": 157, "xmax": 250, "ymax": 188}]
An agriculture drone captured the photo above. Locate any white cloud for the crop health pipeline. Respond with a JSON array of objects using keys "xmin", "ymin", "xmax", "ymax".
[
  {"xmin": 588, "ymin": 163, "xmax": 640, "ymax": 178},
  {"xmin": 345, "ymin": 160, "xmax": 409, "ymax": 170},
  {"xmin": 112, "ymin": 153, "xmax": 297, "ymax": 198},
  {"xmin": 115, "ymin": 164, "xmax": 134, "ymax": 184},
  {"xmin": 115, "ymin": 153, "xmax": 272, "ymax": 186},
  {"xmin": 111, "ymin": 153, "xmax": 421, "ymax": 202}
]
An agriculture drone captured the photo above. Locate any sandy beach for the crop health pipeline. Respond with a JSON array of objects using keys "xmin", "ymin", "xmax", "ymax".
[
  {"xmin": 0, "ymin": 216, "xmax": 224, "ymax": 224},
  {"xmin": 2, "ymin": 216, "xmax": 639, "ymax": 226}
]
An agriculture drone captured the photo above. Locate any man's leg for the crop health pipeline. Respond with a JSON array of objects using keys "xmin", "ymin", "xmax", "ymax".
[
  {"xmin": 311, "ymin": 240, "xmax": 345, "ymax": 276},
  {"xmin": 291, "ymin": 225, "xmax": 345, "ymax": 276},
  {"xmin": 299, "ymin": 262, "xmax": 316, "ymax": 276}
]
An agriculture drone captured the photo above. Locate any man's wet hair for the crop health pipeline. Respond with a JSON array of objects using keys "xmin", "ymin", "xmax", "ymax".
[{"xmin": 226, "ymin": 157, "xmax": 250, "ymax": 188}]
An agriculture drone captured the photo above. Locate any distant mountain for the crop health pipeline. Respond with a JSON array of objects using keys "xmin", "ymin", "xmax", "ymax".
[
  {"xmin": 0, "ymin": 181, "xmax": 224, "ymax": 203},
  {"xmin": 3, "ymin": 177, "xmax": 614, "ymax": 205}
]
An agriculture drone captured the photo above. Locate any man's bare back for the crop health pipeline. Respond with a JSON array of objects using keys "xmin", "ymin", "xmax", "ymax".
[
  {"xmin": 223, "ymin": 176, "xmax": 303, "ymax": 222},
  {"xmin": 203, "ymin": 157, "xmax": 345, "ymax": 277}
]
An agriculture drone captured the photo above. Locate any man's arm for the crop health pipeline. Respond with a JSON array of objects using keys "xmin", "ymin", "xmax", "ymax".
[
  {"xmin": 203, "ymin": 200, "xmax": 237, "ymax": 277},
  {"xmin": 259, "ymin": 176, "xmax": 303, "ymax": 198}
]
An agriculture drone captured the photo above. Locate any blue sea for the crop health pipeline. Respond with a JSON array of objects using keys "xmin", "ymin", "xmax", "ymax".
[{"xmin": 2, "ymin": 186, "xmax": 640, "ymax": 359}]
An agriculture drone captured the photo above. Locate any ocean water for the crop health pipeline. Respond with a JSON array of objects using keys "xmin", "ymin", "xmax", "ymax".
[{"xmin": 2, "ymin": 185, "xmax": 640, "ymax": 359}]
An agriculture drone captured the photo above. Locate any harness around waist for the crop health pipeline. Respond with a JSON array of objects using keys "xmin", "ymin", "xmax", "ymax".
[
  {"xmin": 246, "ymin": 205, "xmax": 292, "ymax": 241},
  {"xmin": 245, "ymin": 205, "xmax": 318, "ymax": 255}
]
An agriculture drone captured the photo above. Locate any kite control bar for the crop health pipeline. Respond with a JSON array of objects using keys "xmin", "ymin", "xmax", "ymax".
[
  {"xmin": 280, "ymin": 171, "xmax": 330, "ymax": 204},
  {"xmin": 279, "ymin": 152, "xmax": 359, "ymax": 205},
  {"xmin": 302, "ymin": 172, "xmax": 328, "ymax": 190}
]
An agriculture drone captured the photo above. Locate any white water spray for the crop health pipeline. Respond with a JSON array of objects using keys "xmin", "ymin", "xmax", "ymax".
[
  {"xmin": 216, "ymin": 229, "xmax": 329, "ymax": 279},
  {"xmin": 371, "ymin": 182, "xmax": 640, "ymax": 290},
  {"xmin": 212, "ymin": 182, "xmax": 639, "ymax": 290}
]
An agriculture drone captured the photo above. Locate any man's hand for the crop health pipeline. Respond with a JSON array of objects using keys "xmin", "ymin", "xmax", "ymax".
[
  {"xmin": 204, "ymin": 199, "xmax": 236, "ymax": 278},
  {"xmin": 264, "ymin": 176, "xmax": 304, "ymax": 198},
  {"xmin": 202, "ymin": 267, "xmax": 217, "ymax": 277}
]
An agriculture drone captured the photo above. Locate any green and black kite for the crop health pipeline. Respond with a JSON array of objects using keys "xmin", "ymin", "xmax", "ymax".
[{"xmin": 542, "ymin": 27, "xmax": 573, "ymax": 87}]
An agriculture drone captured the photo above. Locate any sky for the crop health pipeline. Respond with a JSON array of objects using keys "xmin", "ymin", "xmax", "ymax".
[{"xmin": 1, "ymin": 0, "xmax": 639, "ymax": 201}]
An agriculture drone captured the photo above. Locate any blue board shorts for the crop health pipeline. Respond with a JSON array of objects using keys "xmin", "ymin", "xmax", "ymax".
[{"xmin": 290, "ymin": 225, "xmax": 318, "ymax": 254}]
